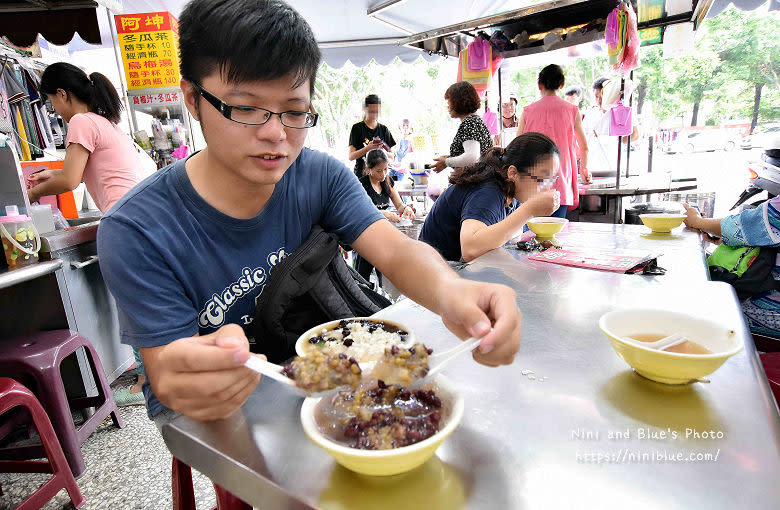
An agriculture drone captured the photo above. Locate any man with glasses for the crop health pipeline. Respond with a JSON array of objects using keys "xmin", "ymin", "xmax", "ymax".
[{"xmin": 97, "ymin": 0, "xmax": 522, "ymax": 426}]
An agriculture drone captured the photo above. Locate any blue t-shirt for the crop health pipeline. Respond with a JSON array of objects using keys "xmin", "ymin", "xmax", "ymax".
[
  {"xmin": 97, "ymin": 148, "xmax": 383, "ymax": 418},
  {"xmin": 419, "ymin": 181, "xmax": 506, "ymax": 261}
]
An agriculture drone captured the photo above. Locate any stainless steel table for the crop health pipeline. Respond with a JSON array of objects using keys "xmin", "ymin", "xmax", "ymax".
[{"xmin": 163, "ymin": 224, "xmax": 780, "ymax": 509}]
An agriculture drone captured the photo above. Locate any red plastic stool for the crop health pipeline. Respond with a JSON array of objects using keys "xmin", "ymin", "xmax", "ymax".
[
  {"xmin": 0, "ymin": 330, "xmax": 123, "ymax": 477},
  {"xmin": 172, "ymin": 457, "xmax": 252, "ymax": 510},
  {"xmin": 0, "ymin": 377, "xmax": 85, "ymax": 509},
  {"xmin": 759, "ymin": 352, "xmax": 780, "ymax": 406}
]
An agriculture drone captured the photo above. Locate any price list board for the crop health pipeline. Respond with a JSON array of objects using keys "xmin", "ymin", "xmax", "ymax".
[{"xmin": 114, "ymin": 12, "xmax": 180, "ymax": 90}]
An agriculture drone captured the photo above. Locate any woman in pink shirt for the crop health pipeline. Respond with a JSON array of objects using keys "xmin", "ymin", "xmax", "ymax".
[
  {"xmin": 27, "ymin": 62, "xmax": 141, "ymax": 213},
  {"xmin": 27, "ymin": 62, "xmax": 145, "ymax": 405},
  {"xmin": 518, "ymin": 64, "xmax": 589, "ymax": 218}
]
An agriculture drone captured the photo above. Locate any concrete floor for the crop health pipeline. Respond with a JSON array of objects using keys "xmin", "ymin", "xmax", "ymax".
[{"xmin": 0, "ymin": 371, "xmax": 217, "ymax": 510}]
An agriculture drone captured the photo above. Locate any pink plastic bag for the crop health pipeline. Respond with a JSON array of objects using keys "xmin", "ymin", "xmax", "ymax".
[
  {"xmin": 609, "ymin": 103, "xmax": 632, "ymax": 136},
  {"xmin": 605, "ymin": 9, "xmax": 618, "ymax": 46},
  {"xmin": 467, "ymin": 38, "xmax": 490, "ymax": 72},
  {"xmin": 482, "ymin": 108, "xmax": 498, "ymax": 135}
]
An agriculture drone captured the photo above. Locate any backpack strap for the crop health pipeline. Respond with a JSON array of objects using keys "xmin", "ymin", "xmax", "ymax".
[
  {"xmin": 248, "ymin": 225, "xmax": 338, "ymax": 361},
  {"xmin": 248, "ymin": 225, "xmax": 391, "ymax": 363}
]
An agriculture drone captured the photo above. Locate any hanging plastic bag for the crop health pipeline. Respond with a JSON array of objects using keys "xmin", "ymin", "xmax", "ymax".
[
  {"xmin": 609, "ymin": 102, "xmax": 632, "ymax": 136},
  {"xmin": 467, "ymin": 37, "xmax": 491, "ymax": 71},
  {"xmin": 482, "ymin": 108, "xmax": 498, "ymax": 135},
  {"xmin": 616, "ymin": 3, "xmax": 641, "ymax": 74}
]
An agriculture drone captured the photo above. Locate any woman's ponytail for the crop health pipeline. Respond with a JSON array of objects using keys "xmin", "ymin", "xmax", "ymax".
[
  {"xmin": 88, "ymin": 72, "xmax": 123, "ymax": 124},
  {"xmin": 40, "ymin": 63, "xmax": 123, "ymax": 124}
]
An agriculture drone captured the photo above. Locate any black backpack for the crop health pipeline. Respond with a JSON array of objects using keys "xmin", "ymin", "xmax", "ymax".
[
  {"xmin": 247, "ymin": 225, "xmax": 392, "ymax": 363},
  {"xmin": 708, "ymin": 245, "xmax": 780, "ymax": 301}
]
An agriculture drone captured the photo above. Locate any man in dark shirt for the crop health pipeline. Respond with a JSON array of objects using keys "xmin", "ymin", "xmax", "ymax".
[{"xmin": 348, "ymin": 94, "xmax": 396, "ymax": 177}]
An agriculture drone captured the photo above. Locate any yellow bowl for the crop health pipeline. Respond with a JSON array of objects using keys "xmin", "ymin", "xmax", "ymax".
[
  {"xmin": 295, "ymin": 317, "xmax": 415, "ymax": 361},
  {"xmin": 599, "ymin": 309, "xmax": 743, "ymax": 385},
  {"xmin": 526, "ymin": 217, "xmax": 568, "ymax": 240},
  {"xmin": 639, "ymin": 213, "xmax": 686, "ymax": 233},
  {"xmin": 300, "ymin": 375, "xmax": 464, "ymax": 476}
]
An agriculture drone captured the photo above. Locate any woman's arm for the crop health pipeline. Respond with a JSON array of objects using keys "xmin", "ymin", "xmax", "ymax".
[
  {"xmin": 27, "ymin": 143, "xmax": 90, "ymax": 203},
  {"xmin": 517, "ymin": 111, "xmax": 525, "ymax": 134},
  {"xmin": 459, "ymin": 191, "xmax": 557, "ymax": 261},
  {"xmin": 573, "ymin": 114, "xmax": 590, "ymax": 183},
  {"xmin": 348, "ymin": 143, "xmax": 378, "ymax": 161},
  {"xmin": 387, "ymin": 180, "xmax": 413, "ymax": 218},
  {"xmin": 445, "ymin": 140, "xmax": 481, "ymax": 168}
]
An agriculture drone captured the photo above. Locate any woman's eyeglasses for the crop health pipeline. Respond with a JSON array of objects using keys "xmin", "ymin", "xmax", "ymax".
[{"xmin": 191, "ymin": 83, "xmax": 318, "ymax": 128}]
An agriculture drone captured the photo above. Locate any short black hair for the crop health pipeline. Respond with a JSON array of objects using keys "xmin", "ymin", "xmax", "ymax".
[
  {"xmin": 445, "ymin": 82, "xmax": 481, "ymax": 116},
  {"xmin": 564, "ymin": 86, "xmax": 582, "ymax": 97},
  {"xmin": 593, "ymin": 77, "xmax": 609, "ymax": 90},
  {"xmin": 538, "ymin": 64, "xmax": 565, "ymax": 91},
  {"xmin": 364, "ymin": 94, "xmax": 381, "ymax": 107},
  {"xmin": 179, "ymin": 0, "xmax": 321, "ymax": 94}
]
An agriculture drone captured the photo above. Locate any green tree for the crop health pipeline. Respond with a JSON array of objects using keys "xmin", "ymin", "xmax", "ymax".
[{"xmin": 703, "ymin": 7, "xmax": 780, "ymax": 132}]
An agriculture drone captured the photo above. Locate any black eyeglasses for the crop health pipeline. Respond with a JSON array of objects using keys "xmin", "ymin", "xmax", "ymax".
[
  {"xmin": 191, "ymin": 83, "xmax": 318, "ymax": 129},
  {"xmin": 526, "ymin": 173, "xmax": 558, "ymax": 186}
]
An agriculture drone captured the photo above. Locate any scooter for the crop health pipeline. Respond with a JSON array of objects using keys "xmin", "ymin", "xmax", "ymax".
[{"xmin": 730, "ymin": 141, "xmax": 780, "ymax": 211}]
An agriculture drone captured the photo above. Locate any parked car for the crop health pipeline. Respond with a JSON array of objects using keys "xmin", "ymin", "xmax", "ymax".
[
  {"xmin": 664, "ymin": 130, "xmax": 737, "ymax": 154},
  {"xmin": 740, "ymin": 124, "xmax": 780, "ymax": 150}
]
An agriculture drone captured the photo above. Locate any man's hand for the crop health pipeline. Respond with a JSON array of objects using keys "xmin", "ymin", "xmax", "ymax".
[
  {"xmin": 436, "ymin": 279, "xmax": 521, "ymax": 366},
  {"xmin": 144, "ymin": 324, "xmax": 261, "ymax": 421}
]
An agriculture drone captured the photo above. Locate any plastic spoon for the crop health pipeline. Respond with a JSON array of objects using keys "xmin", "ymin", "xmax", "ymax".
[
  {"xmin": 622, "ymin": 332, "xmax": 688, "ymax": 351},
  {"xmin": 409, "ymin": 336, "xmax": 483, "ymax": 388},
  {"xmin": 243, "ymin": 356, "xmax": 342, "ymax": 399}
]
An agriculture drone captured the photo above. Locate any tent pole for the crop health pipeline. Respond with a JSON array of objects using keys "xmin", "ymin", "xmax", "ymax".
[{"xmin": 104, "ymin": 6, "xmax": 134, "ymax": 136}]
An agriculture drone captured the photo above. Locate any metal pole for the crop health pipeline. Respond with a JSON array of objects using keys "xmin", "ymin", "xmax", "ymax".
[
  {"xmin": 625, "ymin": 71, "xmax": 634, "ymax": 179},
  {"xmin": 105, "ymin": 6, "xmax": 135, "ymax": 136}
]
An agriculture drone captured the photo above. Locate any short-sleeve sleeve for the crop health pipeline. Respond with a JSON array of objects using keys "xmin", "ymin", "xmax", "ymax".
[
  {"xmin": 460, "ymin": 184, "xmax": 505, "ymax": 226},
  {"xmin": 348, "ymin": 123, "xmax": 362, "ymax": 148},
  {"xmin": 97, "ymin": 216, "xmax": 198, "ymax": 347},
  {"xmin": 721, "ymin": 197, "xmax": 780, "ymax": 248},
  {"xmin": 65, "ymin": 114, "xmax": 98, "ymax": 153},
  {"xmin": 382, "ymin": 125, "xmax": 396, "ymax": 148}
]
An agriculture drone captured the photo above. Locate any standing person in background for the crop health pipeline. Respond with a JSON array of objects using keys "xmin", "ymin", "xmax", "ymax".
[
  {"xmin": 355, "ymin": 148, "xmax": 415, "ymax": 287},
  {"xmin": 430, "ymin": 82, "xmax": 493, "ymax": 173},
  {"xmin": 27, "ymin": 62, "xmax": 146, "ymax": 406},
  {"xmin": 396, "ymin": 118, "xmax": 415, "ymax": 164},
  {"xmin": 564, "ymin": 86, "xmax": 583, "ymax": 109},
  {"xmin": 518, "ymin": 64, "xmax": 590, "ymax": 218},
  {"xmin": 582, "ymin": 77, "xmax": 639, "ymax": 178},
  {"xmin": 499, "ymin": 94, "xmax": 519, "ymax": 147},
  {"xmin": 348, "ymin": 94, "xmax": 395, "ymax": 178}
]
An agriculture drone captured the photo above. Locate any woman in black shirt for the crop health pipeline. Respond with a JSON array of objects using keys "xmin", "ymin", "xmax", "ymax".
[
  {"xmin": 348, "ymin": 94, "xmax": 396, "ymax": 177},
  {"xmin": 355, "ymin": 149, "xmax": 414, "ymax": 286}
]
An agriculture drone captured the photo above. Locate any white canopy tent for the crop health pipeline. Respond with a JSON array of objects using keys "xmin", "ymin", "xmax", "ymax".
[{"xmin": 24, "ymin": 0, "xmax": 778, "ymax": 67}]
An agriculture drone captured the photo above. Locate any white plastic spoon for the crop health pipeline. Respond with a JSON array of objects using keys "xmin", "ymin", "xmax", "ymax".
[
  {"xmin": 243, "ymin": 356, "xmax": 342, "ymax": 398},
  {"xmin": 622, "ymin": 332, "xmax": 688, "ymax": 351}
]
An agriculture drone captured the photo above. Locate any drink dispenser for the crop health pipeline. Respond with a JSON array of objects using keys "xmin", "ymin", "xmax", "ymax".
[{"xmin": 0, "ymin": 205, "xmax": 40, "ymax": 268}]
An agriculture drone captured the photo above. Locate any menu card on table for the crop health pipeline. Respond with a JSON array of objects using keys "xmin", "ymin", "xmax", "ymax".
[{"xmin": 528, "ymin": 248, "xmax": 659, "ymax": 273}]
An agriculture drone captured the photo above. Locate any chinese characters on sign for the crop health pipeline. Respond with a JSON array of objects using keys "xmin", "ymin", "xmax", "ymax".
[
  {"xmin": 130, "ymin": 92, "xmax": 181, "ymax": 106},
  {"xmin": 637, "ymin": 0, "xmax": 664, "ymax": 46},
  {"xmin": 114, "ymin": 12, "xmax": 180, "ymax": 90}
]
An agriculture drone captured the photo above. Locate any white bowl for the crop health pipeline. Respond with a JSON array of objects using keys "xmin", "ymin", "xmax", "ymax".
[{"xmin": 295, "ymin": 317, "xmax": 415, "ymax": 362}]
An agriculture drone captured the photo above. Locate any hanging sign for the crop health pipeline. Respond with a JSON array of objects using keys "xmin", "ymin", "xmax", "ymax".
[{"xmin": 114, "ymin": 12, "xmax": 180, "ymax": 90}]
